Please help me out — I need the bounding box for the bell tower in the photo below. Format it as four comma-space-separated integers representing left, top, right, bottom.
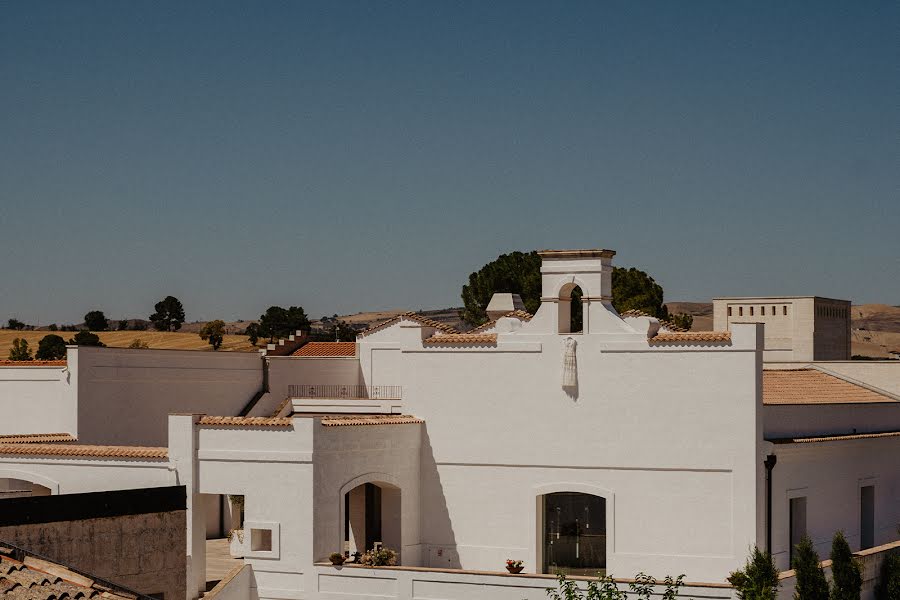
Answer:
536, 249, 617, 334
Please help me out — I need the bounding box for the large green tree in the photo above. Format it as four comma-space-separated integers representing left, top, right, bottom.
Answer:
460, 250, 670, 327
68, 330, 106, 347
36, 334, 67, 360
199, 320, 226, 350
258, 306, 310, 342
83, 310, 109, 331
150, 296, 186, 332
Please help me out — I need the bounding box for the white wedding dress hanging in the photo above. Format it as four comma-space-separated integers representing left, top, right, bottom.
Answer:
562, 337, 577, 388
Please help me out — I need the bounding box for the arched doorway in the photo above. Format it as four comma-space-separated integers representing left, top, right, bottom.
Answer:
557, 283, 584, 334
343, 481, 401, 561
0, 478, 51, 499
540, 492, 606, 575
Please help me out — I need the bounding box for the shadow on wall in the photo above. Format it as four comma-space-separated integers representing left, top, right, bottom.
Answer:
420, 428, 459, 568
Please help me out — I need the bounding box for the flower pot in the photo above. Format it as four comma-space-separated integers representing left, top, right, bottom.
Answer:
506, 566, 524, 574
330, 556, 345, 566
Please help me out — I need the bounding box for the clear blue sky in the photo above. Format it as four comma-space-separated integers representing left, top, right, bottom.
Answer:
1, 1, 897, 324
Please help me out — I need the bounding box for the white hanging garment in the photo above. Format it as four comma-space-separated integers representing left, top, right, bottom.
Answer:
562, 337, 577, 388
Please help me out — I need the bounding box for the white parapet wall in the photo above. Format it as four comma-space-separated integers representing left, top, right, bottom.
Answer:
0, 360, 75, 436
309, 564, 737, 600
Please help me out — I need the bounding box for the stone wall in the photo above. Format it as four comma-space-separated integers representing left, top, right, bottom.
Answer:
0, 511, 186, 600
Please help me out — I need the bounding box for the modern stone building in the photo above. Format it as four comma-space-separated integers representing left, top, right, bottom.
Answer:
712, 296, 851, 361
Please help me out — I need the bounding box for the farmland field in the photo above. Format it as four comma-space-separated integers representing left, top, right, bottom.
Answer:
0, 330, 258, 354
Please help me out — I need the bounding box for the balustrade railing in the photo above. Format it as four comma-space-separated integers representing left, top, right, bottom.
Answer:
288, 384, 402, 400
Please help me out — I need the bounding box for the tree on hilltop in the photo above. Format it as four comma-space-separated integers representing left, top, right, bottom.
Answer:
6, 318, 27, 331
149, 296, 186, 332
36, 334, 67, 360
83, 310, 109, 331
8, 338, 33, 361
199, 320, 226, 350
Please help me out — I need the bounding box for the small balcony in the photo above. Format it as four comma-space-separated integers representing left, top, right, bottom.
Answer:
289, 384, 403, 415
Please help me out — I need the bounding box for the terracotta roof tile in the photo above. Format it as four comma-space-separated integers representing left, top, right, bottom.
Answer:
0, 434, 75, 445
619, 310, 689, 333
198, 416, 293, 427
357, 312, 458, 338
769, 430, 900, 444
763, 369, 897, 405
649, 331, 731, 343
468, 310, 534, 334
0, 361, 66, 367
320, 415, 424, 427
291, 342, 356, 357
0, 552, 138, 600
423, 333, 498, 346
0, 445, 167, 460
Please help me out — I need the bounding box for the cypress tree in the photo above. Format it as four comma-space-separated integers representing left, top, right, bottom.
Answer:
830, 532, 862, 600
792, 536, 829, 600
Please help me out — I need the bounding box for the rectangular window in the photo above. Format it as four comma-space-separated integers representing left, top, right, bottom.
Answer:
750, 306, 754, 316
251, 528, 273, 552
789, 497, 807, 564
728, 307, 732, 317
860, 486, 875, 550
739, 307, 743, 316
783, 306, 788, 316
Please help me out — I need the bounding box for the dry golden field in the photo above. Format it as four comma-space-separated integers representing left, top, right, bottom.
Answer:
0, 330, 258, 356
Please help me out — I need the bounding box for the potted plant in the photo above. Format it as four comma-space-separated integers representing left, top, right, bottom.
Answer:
329, 552, 346, 566
506, 559, 524, 574
359, 547, 398, 567
228, 529, 244, 558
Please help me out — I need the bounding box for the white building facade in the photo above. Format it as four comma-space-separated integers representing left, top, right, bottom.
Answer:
0, 249, 898, 600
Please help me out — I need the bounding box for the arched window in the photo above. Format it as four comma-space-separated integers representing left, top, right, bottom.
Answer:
557, 283, 584, 334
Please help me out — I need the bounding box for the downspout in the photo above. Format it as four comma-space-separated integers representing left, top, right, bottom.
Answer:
764, 454, 777, 554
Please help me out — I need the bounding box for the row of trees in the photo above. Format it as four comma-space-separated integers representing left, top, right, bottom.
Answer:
728, 530, 899, 600
7, 331, 105, 361
4, 296, 187, 334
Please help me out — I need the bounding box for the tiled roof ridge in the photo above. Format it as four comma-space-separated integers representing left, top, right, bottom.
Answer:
291, 341, 357, 357
423, 333, 498, 346
0, 445, 167, 460
619, 309, 689, 333
468, 310, 534, 334
0, 360, 67, 367
769, 430, 900, 444
1, 549, 144, 600
0, 433, 76, 445
649, 331, 731, 344
320, 415, 424, 427
198, 416, 293, 427
357, 312, 458, 338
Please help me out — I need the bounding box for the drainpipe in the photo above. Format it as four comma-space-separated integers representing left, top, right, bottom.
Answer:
764, 454, 777, 554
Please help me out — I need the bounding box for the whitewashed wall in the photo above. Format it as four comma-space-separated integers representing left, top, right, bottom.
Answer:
0, 361, 76, 436
360, 307, 764, 583
312, 422, 422, 566
197, 417, 315, 600
251, 357, 362, 417
75, 347, 264, 445
768, 437, 900, 572
309, 565, 737, 600
764, 403, 900, 439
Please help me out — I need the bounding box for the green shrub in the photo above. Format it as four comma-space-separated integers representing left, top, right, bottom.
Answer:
728, 546, 779, 600
830, 532, 862, 600
792, 536, 829, 600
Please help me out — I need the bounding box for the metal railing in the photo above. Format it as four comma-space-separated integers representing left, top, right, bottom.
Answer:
288, 384, 402, 400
